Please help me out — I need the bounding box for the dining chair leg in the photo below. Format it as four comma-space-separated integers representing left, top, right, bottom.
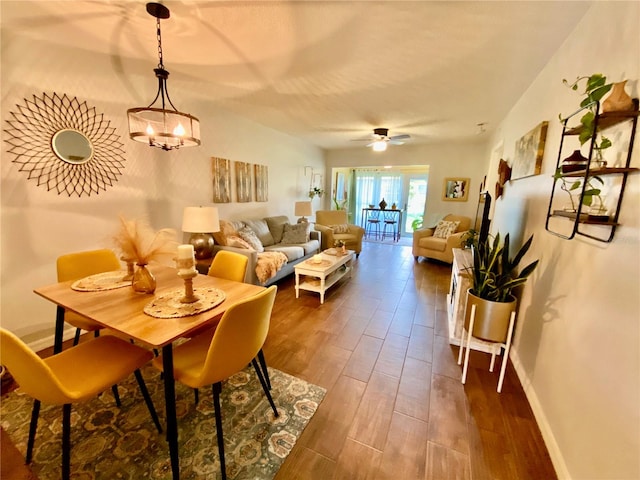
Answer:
251, 359, 279, 417
212, 382, 226, 480
73, 328, 82, 346
111, 385, 121, 407
133, 370, 163, 433
257, 349, 271, 390
194, 388, 199, 404
62, 404, 71, 480
26, 399, 40, 464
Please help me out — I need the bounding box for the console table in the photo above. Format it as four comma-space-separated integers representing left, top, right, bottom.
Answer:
447, 248, 502, 355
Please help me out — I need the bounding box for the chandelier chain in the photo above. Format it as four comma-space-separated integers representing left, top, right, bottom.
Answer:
156, 17, 164, 69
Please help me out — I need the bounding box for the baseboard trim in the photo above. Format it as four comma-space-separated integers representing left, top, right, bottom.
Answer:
509, 349, 571, 480
27, 327, 76, 353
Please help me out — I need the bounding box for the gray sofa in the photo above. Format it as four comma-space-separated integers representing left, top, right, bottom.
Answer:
209, 215, 321, 286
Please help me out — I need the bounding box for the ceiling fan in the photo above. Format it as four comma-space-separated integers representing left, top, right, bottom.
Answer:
354, 128, 411, 151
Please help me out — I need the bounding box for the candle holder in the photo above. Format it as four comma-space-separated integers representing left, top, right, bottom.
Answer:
175, 257, 199, 303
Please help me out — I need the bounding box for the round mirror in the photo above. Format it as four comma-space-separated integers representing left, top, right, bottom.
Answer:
51, 129, 93, 164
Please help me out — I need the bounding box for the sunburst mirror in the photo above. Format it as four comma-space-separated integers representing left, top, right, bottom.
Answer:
4, 92, 126, 197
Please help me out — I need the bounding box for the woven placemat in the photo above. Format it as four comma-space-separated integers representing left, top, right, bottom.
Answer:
71, 271, 131, 292
144, 287, 226, 319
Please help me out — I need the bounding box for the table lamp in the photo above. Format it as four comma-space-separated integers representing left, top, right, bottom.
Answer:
295, 201, 312, 223
181, 206, 220, 260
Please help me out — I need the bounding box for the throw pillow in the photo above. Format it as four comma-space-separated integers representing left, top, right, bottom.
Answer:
265, 216, 289, 244
330, 224, 350, 234
237, 226, 264, 252
225, 235, 253, 250
433, 220, 460, 239
212, 219, 239, 246
244, 219, 274, 247
281, 222, 310, 244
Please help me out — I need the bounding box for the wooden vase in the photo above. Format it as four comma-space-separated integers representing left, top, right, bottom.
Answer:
602, 80, 634, 113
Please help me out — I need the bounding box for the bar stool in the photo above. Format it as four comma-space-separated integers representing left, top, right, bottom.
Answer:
381, 210, 398, 241
366, 210, 381, 239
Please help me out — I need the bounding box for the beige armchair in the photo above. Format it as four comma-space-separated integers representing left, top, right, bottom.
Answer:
412, 214, 471, 264
314, 210, 364, 257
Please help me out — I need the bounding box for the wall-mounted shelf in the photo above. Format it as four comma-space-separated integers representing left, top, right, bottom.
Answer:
545, 98, 639, 243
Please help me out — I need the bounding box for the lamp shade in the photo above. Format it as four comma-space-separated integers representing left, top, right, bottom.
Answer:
182, 206, 220, 233
295, 201, 312, 217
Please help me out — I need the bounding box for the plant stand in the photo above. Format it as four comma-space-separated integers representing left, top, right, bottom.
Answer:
458, 304, 516, 393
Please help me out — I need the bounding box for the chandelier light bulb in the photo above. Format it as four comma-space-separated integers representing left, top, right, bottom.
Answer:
373, 140, 387, 152
173, 124, 185, 136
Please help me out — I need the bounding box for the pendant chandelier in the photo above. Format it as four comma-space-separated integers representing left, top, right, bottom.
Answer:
127, 2, 200, 151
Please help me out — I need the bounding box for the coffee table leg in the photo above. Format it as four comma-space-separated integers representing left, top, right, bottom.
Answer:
320, 276, 326, 304
295, 272, 300, 298
162, 344, 180, 480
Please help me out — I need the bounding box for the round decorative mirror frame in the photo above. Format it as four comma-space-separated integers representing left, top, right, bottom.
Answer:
4, 92, 126, 197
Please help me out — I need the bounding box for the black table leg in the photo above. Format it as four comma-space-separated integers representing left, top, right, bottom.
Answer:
54, 306, 65, 354
162, 344, 180, 480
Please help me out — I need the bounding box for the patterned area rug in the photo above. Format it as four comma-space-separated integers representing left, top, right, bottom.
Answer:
1, 365, 326, 479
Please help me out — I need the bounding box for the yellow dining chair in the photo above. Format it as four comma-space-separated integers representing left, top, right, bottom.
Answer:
205, 249, 272, 394
207, 250, 249, 282
0, 328, 162, 480
57, 249, 122, 345
152, 286, 279, 480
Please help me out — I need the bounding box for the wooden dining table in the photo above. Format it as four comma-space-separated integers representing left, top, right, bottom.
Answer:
34, 264, 265, 480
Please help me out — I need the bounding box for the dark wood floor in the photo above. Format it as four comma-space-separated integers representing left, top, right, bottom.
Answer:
1, 240, 557, 479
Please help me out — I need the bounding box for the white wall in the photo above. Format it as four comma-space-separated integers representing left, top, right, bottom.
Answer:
487, 3, 639, 479
326, 140, 489, 222
0, 15, 324, 348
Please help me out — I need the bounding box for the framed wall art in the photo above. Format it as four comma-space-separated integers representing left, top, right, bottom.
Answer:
212, 157, 231, 203
254, 164, 268, 202
235, 161, 252, 202
511, 121, 549, 180
442, 177, 470, 202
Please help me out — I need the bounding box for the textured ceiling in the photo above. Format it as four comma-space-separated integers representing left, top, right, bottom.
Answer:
3, 1, 591, 150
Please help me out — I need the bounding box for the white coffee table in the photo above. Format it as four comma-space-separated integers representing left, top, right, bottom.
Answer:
294, 250, 355, 304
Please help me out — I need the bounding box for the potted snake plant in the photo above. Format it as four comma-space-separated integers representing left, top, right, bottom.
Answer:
465, 232, 539, 342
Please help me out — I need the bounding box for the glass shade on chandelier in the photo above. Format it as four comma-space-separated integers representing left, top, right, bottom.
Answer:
127, 2, 200, 151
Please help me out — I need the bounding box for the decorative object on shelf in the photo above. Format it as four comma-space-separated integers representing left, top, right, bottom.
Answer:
182, 206, 221, 260
112, 215, 178, 294
602, 80, 634, 113
379, 198, 387, 209
442, 178, 470, 202
333, 239, 347, 255
495, 159, 511, 199
308, 186, 324, 199
127, 2, 200, 151
460, 229, 479, 249
295, 201, 312, 223
391, 202, 397, 210
3, 92, 125, 197
561, 149, 589, 173
176, 244, 199, 303
511, 121, 549, 180
465, 232, 538, 342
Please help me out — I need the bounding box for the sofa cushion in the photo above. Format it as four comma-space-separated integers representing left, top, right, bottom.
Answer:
264, 245, 304, 262
265, 216, 290, 244
238, 226, 264, 252
281, 222, 310, 244
212, 219, 241, 246
419, 236, 447, 252
244, 219, 274, 247
433, 220, 460, 239
330, 224, 350, 234
226, 235, 253, 250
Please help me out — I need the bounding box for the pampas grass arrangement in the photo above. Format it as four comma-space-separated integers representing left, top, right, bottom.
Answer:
113, 216, 178, 265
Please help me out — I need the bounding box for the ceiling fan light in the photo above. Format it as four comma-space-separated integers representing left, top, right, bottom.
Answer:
372, 140, 387, 152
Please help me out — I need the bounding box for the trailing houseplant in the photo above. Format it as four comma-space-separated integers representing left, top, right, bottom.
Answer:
561, 73, 613, 156
308, 187, 324, 199
553, 167, 605, 213
465, 232, 538, 342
